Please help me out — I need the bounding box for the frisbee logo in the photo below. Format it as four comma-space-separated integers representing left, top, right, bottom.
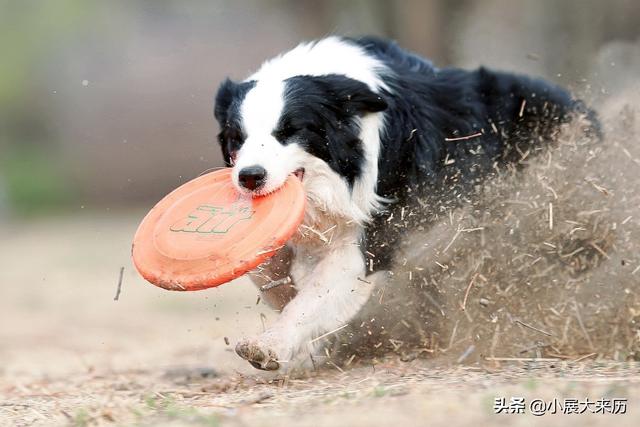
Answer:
169, 203, 254, 234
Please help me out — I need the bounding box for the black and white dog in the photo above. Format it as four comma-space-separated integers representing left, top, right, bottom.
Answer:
214, 36, 593, 371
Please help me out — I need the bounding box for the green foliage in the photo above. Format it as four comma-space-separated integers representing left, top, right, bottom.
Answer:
141, 394, 220, 426
523, 377, 538, 391
0, 0, 93, 105
71, 408, 90, 427
0, 1, 97, 214
372, 385, 388, 397
0, 145, 75, 214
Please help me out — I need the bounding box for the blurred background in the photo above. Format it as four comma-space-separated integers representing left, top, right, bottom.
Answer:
1, 0, 640, 397
1, 0, 639, 216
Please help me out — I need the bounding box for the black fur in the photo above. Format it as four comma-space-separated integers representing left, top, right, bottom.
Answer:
278, 75, 386, 186
214, 78, 255, 166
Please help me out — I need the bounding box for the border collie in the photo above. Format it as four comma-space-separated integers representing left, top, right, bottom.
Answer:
213, 36, 595, 371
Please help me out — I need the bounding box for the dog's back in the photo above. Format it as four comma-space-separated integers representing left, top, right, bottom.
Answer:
353, 37, 599, 193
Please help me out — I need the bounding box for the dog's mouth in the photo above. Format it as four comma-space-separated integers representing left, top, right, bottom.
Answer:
293, 168, 305, 181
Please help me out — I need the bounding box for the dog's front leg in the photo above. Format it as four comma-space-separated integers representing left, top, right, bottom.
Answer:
235, 242, 373, 371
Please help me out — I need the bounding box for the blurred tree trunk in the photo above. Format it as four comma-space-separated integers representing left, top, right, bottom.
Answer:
389, 0, 470, 65
280, 0, 471, 65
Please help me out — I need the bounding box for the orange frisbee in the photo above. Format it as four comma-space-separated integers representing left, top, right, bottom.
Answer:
132, 169, 305, 291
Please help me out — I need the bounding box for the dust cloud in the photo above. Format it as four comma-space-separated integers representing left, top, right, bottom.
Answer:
337, 84, 640, 366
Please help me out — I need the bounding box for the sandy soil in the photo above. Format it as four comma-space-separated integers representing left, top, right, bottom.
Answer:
1, 213, 638, 427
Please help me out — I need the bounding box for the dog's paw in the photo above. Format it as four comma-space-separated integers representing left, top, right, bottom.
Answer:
235, 339, 281, 371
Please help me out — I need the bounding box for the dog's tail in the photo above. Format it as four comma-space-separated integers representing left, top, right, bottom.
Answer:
474, 67, 602, 152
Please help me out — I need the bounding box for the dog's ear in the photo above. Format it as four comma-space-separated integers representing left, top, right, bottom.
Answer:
317, 75, 388, 115
214, 78, 239, 124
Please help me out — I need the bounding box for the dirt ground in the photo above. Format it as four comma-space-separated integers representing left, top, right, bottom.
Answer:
1, 213, 638, 427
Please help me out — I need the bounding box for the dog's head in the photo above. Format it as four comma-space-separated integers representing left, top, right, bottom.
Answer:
213, 74, 387, 198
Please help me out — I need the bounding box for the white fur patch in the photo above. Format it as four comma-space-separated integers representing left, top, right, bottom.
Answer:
352, 113, 390, 219
240, 79, 285, 138
254, 227, 374, 366
248, 36, 388, 91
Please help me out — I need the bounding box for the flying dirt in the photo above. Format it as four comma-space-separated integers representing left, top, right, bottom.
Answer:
322, 88, 640, 367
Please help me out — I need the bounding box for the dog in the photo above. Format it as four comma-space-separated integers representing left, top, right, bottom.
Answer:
213, 36, 596, 371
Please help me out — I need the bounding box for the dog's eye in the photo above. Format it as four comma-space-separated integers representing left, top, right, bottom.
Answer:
219, 128, 243, 151
273, 124, 298, 141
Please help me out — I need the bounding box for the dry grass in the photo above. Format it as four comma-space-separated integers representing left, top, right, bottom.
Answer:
3, 359, 640, 426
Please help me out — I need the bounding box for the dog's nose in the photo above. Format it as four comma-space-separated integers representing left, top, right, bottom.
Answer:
238, 165, 267, 190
